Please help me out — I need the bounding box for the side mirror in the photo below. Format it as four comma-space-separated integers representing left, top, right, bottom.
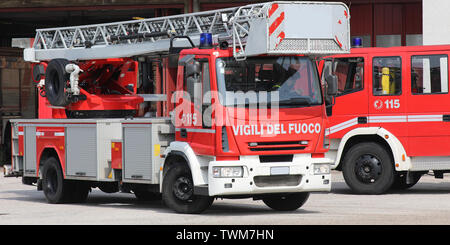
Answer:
324, 74, 337, 117
186, 61, 201, 77
185, 61, 202, 106
325, 74, 338, 96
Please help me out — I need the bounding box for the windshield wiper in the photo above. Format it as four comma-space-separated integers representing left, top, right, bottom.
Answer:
278, 97, 312, 106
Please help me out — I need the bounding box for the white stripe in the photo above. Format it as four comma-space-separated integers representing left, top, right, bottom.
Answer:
328, 118, 358, 135
407, 114, 442, 118
368, 119, 408, 123
368, 115, 407, 123
324, 128, 331, 136
54, 132, 65, 136
407, 115, 442, 122
17, 131, 24, 136
329, 118, 358, 131
175, 128, 216, 133
36, 132, 44, 136
368, 115, 407, 120
327, 114, 445, 135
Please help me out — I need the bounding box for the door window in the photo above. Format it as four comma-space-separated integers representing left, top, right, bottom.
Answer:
411, 54, 448, 94
372, 56, 402, 96
332, 57, 364, 96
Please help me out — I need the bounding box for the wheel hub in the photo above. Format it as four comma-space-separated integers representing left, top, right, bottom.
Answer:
173, 176, 193, 201
354, 154, 382, 184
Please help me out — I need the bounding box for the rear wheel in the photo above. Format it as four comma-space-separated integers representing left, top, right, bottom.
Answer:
162, 164, 213, 214
262, 192, 310, 211
42, 156, 89, 203
342, 142, 395, 194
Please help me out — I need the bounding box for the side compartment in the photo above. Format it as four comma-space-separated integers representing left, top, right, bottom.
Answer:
23, 126, 37, 176
122, 120, 174, 184
11, 124, 23, 174
123, 123, 153, 181
65, 125, 97, 178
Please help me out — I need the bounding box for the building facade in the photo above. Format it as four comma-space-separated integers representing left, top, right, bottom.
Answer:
0, 0, 424, 48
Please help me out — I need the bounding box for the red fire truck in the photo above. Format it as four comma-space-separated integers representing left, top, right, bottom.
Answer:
320, 44, 450, 194
11, 1, 350, 213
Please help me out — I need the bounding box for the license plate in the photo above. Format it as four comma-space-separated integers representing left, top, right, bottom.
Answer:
270, 166, 290, 175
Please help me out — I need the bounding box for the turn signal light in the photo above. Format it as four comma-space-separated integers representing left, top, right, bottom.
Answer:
311, 153, 325, 158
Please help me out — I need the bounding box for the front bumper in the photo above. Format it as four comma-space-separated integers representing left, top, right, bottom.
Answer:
207, 154, 332, 196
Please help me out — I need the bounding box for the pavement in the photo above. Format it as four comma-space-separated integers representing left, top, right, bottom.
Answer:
1, 170, 450, 225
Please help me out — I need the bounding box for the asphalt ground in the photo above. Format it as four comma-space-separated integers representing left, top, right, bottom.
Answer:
2, 169, 450, 225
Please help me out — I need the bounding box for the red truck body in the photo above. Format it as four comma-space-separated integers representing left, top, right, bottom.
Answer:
320, 45, 450, 194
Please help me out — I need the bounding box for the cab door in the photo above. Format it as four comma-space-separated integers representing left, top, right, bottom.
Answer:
175, 54, 215, 156
368, 55, 408, 148
406, 52, 450, 156
323, 55, 369, 139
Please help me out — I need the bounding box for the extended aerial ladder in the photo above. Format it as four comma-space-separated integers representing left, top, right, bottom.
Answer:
25, 1, 350, 62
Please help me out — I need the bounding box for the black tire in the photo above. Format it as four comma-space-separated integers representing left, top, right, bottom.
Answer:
162, 164, 213, 214
391, 172, 422, 190
262, 192, 310, 211
132, 186, 162, 201
41, 156, 89, 203
42, 156, 71, 203
68, 180, 90, 203
45, 59, 71, 106
342, 142, 395, 194
2, 121, 12, 165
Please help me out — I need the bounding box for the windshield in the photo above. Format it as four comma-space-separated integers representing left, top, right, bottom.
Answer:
216, 56, 322, 107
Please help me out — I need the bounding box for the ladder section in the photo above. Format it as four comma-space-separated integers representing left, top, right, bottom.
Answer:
24, 1, 350, 61
26, 3, 263, 61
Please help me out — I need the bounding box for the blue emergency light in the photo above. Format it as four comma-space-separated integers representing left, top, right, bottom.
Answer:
352, 37, 362, 48
199, 33, 213, 48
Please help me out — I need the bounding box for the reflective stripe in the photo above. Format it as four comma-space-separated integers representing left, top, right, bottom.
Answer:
368, 115, 407, 123
328, 118, 358, 135
175, 128, 216, 133
407, 115, 442, 122
327, 114, 445, 135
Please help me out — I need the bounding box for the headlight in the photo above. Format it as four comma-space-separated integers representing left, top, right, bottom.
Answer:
212, 166, 243, 178
313, 164, 330, 175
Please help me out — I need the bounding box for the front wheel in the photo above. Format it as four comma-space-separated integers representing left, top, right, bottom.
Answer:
342, 142, 395, 194
262, 192, 310, 211
162, 164, 213, 214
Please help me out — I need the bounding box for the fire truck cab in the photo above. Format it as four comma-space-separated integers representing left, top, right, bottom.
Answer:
321, 44, 450, 194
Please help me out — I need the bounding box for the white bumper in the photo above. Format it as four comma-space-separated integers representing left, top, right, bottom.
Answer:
207, 154, 332, 196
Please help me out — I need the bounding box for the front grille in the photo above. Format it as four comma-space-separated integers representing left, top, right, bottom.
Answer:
248, 141, 307, 152
253, 175, 302, 188
250, 146, 305, 152
259, 155, 293, 163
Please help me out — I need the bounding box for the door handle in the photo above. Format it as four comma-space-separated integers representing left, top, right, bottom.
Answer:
180, 128, 187, 138
358, 117, 368, 124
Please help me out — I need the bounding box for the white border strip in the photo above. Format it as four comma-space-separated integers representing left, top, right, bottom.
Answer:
327, 114, 445, 135
175, 128, 216, 133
